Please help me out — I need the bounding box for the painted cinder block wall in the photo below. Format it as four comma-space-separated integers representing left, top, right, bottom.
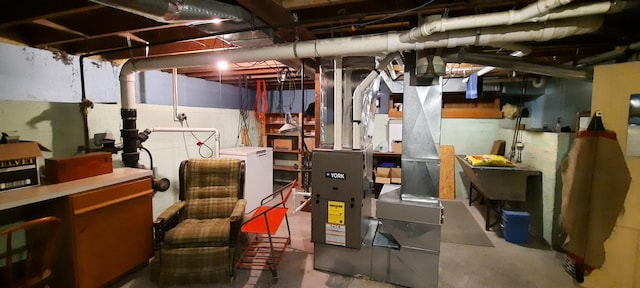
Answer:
0, 42, 260, 218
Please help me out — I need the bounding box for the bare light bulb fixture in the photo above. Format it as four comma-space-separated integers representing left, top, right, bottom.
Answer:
278, 112, 299, 133
217, 60, 228, 70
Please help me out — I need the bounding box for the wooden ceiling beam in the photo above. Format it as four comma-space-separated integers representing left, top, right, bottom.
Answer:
0, 1, 102, 29
34, 22, 192, 47
279, 0, 367, 10
97, 40, 233, 60
235, 0, 316, 42
187, 68, 285, 78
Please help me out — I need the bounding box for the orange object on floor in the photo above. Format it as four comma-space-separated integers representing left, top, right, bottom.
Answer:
241, 206, 288, 235
237, 180, 296, 280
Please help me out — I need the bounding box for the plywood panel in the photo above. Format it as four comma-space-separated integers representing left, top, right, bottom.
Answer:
439, 145, 455, 199
589, 61, 640, 287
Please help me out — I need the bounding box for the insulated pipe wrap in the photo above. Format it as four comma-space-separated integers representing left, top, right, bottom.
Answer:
399, 0, 575, 42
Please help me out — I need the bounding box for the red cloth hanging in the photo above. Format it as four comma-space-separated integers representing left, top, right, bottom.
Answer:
255, 79, 267, 122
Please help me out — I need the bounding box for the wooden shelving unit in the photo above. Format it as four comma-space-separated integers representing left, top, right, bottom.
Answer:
441, 93, 502, 119
262, 113, 316, 187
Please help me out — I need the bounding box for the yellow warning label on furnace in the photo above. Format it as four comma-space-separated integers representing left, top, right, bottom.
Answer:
327, 201, 345, 224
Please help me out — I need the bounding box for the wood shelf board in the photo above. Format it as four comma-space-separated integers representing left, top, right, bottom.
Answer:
388, 109, 403, 118
273, 149, 299, 154
274, 165, 298, 171
441, 107, 503, 119
266, 133, 299, 137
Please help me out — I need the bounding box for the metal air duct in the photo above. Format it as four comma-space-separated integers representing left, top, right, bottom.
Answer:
92, 0, 314, 76
445, 50, 593, 79
90, 0, 248, 23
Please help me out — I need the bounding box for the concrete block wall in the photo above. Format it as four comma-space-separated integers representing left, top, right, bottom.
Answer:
441, 119, 501, 199
497, 129, 573, 245
0, 42, 259, 218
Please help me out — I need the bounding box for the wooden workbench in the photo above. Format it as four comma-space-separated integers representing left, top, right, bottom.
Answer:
0, 168, 153, 288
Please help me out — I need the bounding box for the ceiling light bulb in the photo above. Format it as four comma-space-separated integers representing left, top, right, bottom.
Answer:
217, 61, 228, 70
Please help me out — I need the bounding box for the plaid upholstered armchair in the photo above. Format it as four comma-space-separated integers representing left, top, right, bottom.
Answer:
150, 158, 246, 286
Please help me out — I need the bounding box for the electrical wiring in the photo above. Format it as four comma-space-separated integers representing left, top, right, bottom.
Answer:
140, 146, 153, 171
181, 125, 190, 158
182, 119, 216, 158
236, 75, 253, 147
286, 73, 296, 111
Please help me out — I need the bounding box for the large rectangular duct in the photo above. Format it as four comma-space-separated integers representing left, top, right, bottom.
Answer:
401, 52, 442, 199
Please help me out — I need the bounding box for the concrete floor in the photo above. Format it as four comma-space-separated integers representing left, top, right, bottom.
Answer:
110, 196, 579, 288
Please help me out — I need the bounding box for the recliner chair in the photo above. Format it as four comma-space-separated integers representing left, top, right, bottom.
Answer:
151, 158, 246, 286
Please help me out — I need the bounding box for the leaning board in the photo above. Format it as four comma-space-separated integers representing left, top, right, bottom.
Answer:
439, 145, 455, 199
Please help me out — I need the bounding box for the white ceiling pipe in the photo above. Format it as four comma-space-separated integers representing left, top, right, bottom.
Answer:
172, 68, 180, 121
531, 1, 615, 22
399, 0, 573, 43
120, 18, 601, 74
119, 16, 603, 108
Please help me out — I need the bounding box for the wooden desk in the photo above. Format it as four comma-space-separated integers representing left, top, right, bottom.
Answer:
455, 155, 541, 231
0, 168, 153, 288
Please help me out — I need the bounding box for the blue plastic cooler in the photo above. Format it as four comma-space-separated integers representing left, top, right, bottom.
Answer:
502, 210, 530, 244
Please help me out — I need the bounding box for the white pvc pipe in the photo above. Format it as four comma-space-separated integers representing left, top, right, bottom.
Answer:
119, 16, 603, 108
399, 0, 573, 42
172, 68, 179, 121
531, 1, 613, 22
532, 77, 547, 88
333, 57, 343, 150
119, 73, 136, 109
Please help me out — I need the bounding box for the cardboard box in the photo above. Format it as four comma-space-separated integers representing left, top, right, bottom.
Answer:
272, 138, 294, 151
45, 152, 113, 183
390, 167, 402, 184
375, 167, 391, 184
392, 140, 402, 154
0, 142, 43, 191
303, 137, 315, 150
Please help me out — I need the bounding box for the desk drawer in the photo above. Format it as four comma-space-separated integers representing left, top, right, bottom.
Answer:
70, 177, 153, 288
71, 178, 151, 214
